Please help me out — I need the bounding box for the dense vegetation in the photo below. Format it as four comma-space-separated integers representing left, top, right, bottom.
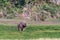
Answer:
0, 0, 60, 21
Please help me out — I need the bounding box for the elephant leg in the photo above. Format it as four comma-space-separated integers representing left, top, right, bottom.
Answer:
21, 28, 23, 31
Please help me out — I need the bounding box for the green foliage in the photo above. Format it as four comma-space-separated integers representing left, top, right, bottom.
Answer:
10, 0, 26, 8
43, 4, 54, 13
42, 4, 60, 14
42, 3, 60, 19
0, 0, 60, 19
18, 0, 26, 6
0, 0, 26, 18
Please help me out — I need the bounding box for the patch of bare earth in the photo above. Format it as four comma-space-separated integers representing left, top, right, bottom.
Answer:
0, 19, 60, 25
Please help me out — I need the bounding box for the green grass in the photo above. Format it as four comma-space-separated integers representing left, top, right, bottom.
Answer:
0, 25, 60, 39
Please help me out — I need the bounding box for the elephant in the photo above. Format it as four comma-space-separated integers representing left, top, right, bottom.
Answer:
17, 22, 27, 31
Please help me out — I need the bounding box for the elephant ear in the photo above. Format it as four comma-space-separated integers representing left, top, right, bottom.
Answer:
24, 23, 26, 26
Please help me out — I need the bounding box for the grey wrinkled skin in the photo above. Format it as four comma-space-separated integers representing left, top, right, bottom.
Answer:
18, 22, 27, 31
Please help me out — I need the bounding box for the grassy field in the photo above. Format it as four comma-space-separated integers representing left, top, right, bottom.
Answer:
0, 24, 60, 39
